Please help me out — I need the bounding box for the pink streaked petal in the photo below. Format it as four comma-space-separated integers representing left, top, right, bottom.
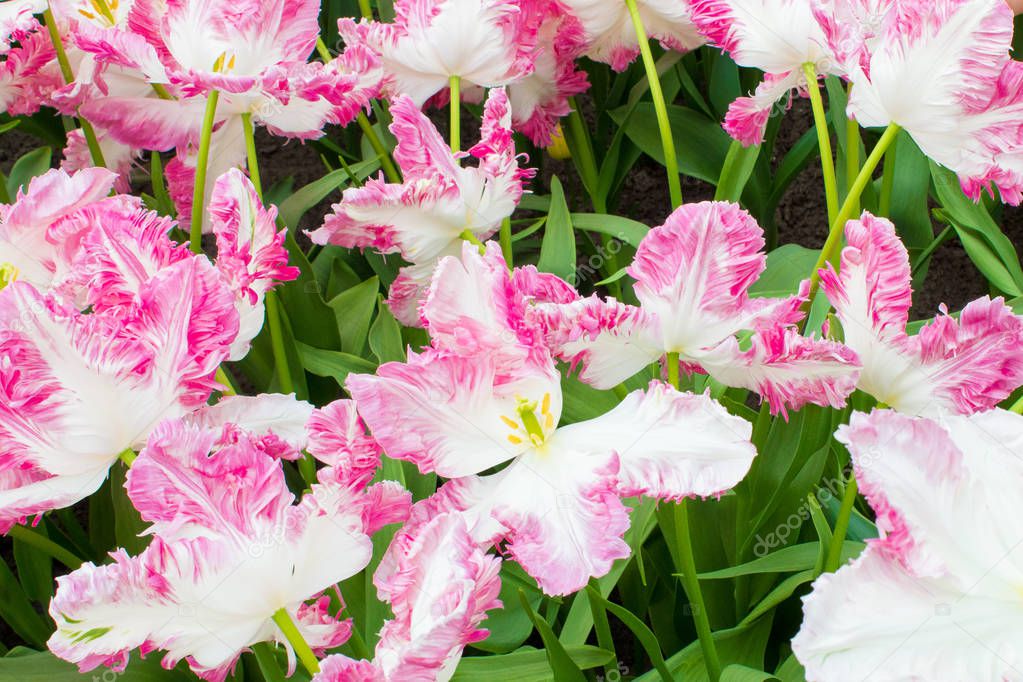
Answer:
211, 168, 298, 304
554, 381, 756, 500
471, 448, 630, 596
629, 201, 769, 351
792, 545, 1023, 682
0, 0, 44, 54
70, 20, 168, 82
372, 512, 502, 679
61, 128, 141, 194
389, 94, 462, 182
345, 348, 559, 478
539, 295, 663, 390
126, 419, 293, 540
387, 261, 436, 328
690, 0, 833, 73
695, 328, 861, 417
723, 70, 802, 146
0, 28, 60, 116
423, 242, 553, 370
313, 656, 383, 682
79, 95, 208, 150
906, 296, 1023, 415
0, 466, 110, 535
188, 394, 314, 461
306, 399, 382, 486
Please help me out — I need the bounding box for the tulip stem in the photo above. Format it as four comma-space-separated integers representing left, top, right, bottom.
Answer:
241, 112, 294, 397
674, 501, 722, 682
845, 82, 859, 213
624, 0, 682, 208
499, 217, 513, 265
803, 63, 839, 225
879, 139, 897, 217
271, 608, 320, 675
189, 90, 220, 253
43, 6, 106, 168
449, 75, 461, 153
215, 366, 237, 395
241, 113, 263, 197
357, 114, 402, 184
824, 472, 858, 572
7, 525, 83, 569
805, 123, 901, 306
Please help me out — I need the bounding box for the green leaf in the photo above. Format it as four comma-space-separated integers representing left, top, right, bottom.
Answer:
740, 570, 815, 625
931, 162, 1023, 295
13, 526, 53, 604
560, 374, 620, 425
610, 103, 731, 185
537, 176, 576, 282
767, 129, 818, 214
369, 297, 405, 364
716, 141, 762, 202
775, 654, 807, 682
6, 147, 52, 197
296, 342, 377, 384
699, 541, 863, 579
452, 647, 613, 681
587, 587, 673, 682
0, 561, 50, 648
888, 133, 934, 254
0, 647, 194, 681
327, 276, 379, 355
748, 245, 818, 298
721, 664, 781, 682
110, 462, 150, 555
518, 590, 587, 682
569, 213, 649, 248
473, 564, 542, 654
277, 159, 379, 227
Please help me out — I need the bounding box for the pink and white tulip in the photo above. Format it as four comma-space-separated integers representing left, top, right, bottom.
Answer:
0, 0, 44, 53
0, 257, 238, 533
819, 0, 1023, 203
691, 0, 839, 145
819, 212, 1023, 415
793, 408, 1023, 681
309, 88, 533, 326
313, 512, 502, 681
338, 0, 541, 106
0, 27, 59, 116
48, 418, 409, 681
541, 202, 860, 416
348, 243, 758, 595
562, 0, 705, 72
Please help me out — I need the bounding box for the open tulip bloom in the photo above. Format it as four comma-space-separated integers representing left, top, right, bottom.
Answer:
541, 201, 860, 416
793, 407, 1023, 681
348, 242, 759, 595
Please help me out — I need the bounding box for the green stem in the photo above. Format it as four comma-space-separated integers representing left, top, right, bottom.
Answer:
449, 75, 461, 153
7, 525, 82, 569
803, 63, 839, 225
624, 0, 682, 208
675, 501, 722, 682
150, 83, 174, 100
315, 37, 332, 62
824, 473, 858, 572
241, 113, 263, 197
879, 138, 897, 217
43, 7, 106, 168
118, 448, 136, 467
189, 90, 221, 253
805, 123, 901, 305
357, 113, 402, 184
499, 217, 513, 266
565, 98, 604, 212
357, 0, 372, 19
666, 351, 680, 390
215, 366, 237, 395
265, 291, 294, 394
271, 608, 320, 675
586, 579, 619, 679
845, 82, 859, 213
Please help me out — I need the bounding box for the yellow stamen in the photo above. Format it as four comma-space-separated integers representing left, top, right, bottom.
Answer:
516, 397, 546, 446
499, 415, 519, 430
0, 263, 19, 290
541, 392, 551, 416
507, 435, 522, 445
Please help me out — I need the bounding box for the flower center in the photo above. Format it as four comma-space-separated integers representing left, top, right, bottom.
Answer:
501, 393, 555, 448
77, 0, 118, 26
212, 51, 237, 74
0, 263, 19, 290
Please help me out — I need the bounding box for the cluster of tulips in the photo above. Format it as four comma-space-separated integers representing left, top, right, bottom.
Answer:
1, 0, 1023, 680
